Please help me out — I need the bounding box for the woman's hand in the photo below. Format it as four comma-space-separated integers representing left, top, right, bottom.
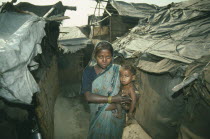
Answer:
112, 94, 131, 103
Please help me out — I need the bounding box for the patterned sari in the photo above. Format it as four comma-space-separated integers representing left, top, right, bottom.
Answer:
88, 64, 125, 139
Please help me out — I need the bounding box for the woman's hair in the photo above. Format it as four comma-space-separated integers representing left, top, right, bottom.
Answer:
94, 41, 114, 57
121, 65, 136, 75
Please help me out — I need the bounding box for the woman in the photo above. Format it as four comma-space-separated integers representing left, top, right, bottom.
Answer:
81, 41, 131, 139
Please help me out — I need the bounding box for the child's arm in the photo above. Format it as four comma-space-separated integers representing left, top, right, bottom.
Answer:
128, 87, 136, 119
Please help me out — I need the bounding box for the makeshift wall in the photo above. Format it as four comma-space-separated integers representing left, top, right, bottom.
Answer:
130, 56, 210, 139
0, 56, 59, 139
178, 100, 210, 139
58, 51, 83, 97
0, 99, 30, 139
35, 56, 59, 139
58, 44, 93, 97
0, 2, 67, 139
90, 26, 110, 41
135, 71, 185, 139
111, 0, 210, 138
110, 15, 138, 42
177, 56, 210, 139
89, 15, 138, 42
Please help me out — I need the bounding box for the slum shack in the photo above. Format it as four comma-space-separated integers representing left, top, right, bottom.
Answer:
58, 26, 93, 97
89, 0, 160, 42
0, 2, 75, 139
113, 0, 210, 139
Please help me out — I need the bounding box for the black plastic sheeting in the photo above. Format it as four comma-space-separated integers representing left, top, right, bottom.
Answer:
113, 0, 210, 64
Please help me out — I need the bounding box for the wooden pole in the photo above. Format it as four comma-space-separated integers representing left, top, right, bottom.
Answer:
43, 7, 55, 18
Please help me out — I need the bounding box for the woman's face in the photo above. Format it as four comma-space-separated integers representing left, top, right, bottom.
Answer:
95, 49, 112, 69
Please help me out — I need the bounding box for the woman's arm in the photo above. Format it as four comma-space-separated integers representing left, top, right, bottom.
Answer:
84, 91, 131, 103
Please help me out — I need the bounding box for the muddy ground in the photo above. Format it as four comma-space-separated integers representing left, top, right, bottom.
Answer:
54, 94, 89, 139
54, 92, 151, 139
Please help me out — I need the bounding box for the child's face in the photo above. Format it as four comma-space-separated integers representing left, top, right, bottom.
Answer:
95, 49, 112, 69
120, 69, 134, 86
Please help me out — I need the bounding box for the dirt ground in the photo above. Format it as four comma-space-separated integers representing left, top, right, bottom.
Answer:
54, 94, 90, 139
122, 119, 152, 139
54, 93, 151, 139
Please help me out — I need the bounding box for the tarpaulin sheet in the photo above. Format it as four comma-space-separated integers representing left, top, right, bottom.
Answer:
0, 12, 46, 104
137, 58, 182, 74
58, 27, 91, 53
109, 0, 161, 18
113, 0, 210, 64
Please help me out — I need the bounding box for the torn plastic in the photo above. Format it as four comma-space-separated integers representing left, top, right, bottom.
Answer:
0, 12, 46, 104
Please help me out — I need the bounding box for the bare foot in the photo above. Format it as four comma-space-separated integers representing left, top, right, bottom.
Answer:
126, 118, 135, 126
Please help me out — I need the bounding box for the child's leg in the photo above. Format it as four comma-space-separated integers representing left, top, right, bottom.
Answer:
136, 93, 140, 102
122, 104, 130, 111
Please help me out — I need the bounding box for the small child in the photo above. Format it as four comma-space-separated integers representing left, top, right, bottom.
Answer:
106, 65, 138, 120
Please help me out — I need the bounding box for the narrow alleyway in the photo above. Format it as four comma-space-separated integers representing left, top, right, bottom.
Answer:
54, 93, 90, 139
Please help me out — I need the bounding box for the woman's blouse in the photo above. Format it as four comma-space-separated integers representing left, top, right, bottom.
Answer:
81, 66, 97, 94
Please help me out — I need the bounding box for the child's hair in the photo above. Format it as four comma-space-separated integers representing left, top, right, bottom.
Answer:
121, 65, 136, 75
94, 41, 114, 57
